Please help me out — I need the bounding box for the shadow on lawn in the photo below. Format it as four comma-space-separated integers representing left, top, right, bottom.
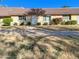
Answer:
25, 32, 79, 59
0, 27, 79, 59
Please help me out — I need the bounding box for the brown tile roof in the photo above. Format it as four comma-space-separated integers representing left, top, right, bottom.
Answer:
43, 8, 79, 15
0, 7, 79, 16
0, 7, 29, 16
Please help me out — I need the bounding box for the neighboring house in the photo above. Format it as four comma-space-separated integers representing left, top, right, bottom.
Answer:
0, 7, 79, 26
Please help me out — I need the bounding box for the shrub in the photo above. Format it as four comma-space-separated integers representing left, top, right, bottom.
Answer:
62, 20, 77, 25
13, 23, 18, 26
71, 20, 77, 25
27, 22, 31, 25
37, 22, 41, 25
65, 21, 71, 25
3, 17, 13, 26
61, 21, 66, 25
43, 22, 48, 25
20, 22, 24, 26
52, 18, 62, 25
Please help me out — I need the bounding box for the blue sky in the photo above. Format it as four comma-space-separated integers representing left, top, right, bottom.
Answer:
0, 0, 79, 8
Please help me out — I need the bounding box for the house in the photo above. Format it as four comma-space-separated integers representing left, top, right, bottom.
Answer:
0, 7, 79, 26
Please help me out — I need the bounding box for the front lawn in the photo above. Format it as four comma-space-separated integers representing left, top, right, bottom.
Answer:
0, 26, 78, 59
37, 25, 79, 31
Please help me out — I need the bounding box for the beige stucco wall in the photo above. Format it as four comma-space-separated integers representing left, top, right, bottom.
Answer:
38, 16, 44, 25
10, 15, 79, 25
37, 16, 63, 25
0, 18, 3, 26
70, 15, 79, 24
71, 15, 78, 20
11, 16, 20, 26
51, 15, 63, 20
11, 16, 19, 22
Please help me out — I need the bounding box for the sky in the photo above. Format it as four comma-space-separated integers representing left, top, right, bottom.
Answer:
0, 0, 79, 8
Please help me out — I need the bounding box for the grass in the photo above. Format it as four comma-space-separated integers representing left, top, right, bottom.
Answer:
37, 25, 79, 31
0, 26, 78, 59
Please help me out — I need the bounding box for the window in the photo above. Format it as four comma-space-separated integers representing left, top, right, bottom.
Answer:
63, 15, 71, 21
43, 16, 51, 22
19, 16, 26, 20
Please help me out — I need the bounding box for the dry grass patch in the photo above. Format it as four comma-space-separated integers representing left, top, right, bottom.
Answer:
38, 25, 79, 31
0, 27, 78, 59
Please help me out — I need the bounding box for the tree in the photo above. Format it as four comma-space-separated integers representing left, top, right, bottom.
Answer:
52, 18, 62, 25
28, 8, 45, 16
27, 8, 45, 20
3, 17, 13, 26
62, 6, 71, 8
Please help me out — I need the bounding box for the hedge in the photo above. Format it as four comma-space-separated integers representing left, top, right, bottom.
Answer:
61, 20, 77, 25
37, 22, 41, 25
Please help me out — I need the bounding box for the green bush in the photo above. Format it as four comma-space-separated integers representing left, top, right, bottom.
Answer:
3, 17, 13, 26
52, 18, 62, 25
43, 22, 48, 25
71, 20, 77, 25
65, 21, 71, 25
20, 22, 24, 26
37, 22, 41, 25
27, 22, 31, 25
62, 20, 77, 25
61, 21, 66, 25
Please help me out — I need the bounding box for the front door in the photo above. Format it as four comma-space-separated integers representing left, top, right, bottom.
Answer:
31, 16, 37, 25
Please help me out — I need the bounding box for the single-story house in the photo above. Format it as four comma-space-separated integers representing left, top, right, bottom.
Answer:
0, 7, 79, 26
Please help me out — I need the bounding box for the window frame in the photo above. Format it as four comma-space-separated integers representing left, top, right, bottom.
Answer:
43, 16, 51, 22
19, 16, 26, 20
63, 15, 71, 21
